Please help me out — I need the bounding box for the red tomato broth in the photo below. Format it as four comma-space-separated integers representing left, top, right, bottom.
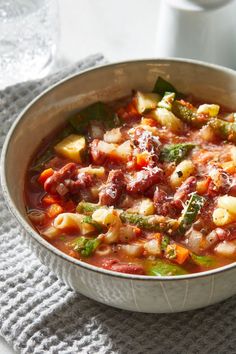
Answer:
24, 82, 236, 276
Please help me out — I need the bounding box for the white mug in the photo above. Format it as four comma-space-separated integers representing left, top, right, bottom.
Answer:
156, 0, 236, 69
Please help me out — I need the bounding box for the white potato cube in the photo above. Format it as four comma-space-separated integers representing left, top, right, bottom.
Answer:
212, 207, 235, 226
215, 241, 236, 258
217, 196, 236, 216
150, 107, 184, 133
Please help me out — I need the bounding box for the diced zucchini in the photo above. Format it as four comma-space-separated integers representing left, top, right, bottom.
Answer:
158, 92, 175, 111
69, 101, 120, 133
148, 259, 188, 276
160, 143, 195, 164
136, 91, 161, 113
178, 194, 205, 234
54, 134, 86, 163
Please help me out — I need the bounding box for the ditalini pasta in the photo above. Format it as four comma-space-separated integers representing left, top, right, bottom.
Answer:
25, 76, 236, 276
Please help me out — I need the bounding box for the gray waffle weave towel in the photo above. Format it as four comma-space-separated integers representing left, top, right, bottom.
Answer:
0, 54, 236, 354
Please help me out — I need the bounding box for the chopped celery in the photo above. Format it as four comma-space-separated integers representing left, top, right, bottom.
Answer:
158, 92, 175, 111
148, 259, 188, 276
160, 143, 195, 164
209, 119, 236, 143
69, 101, 120, 134
71, 236, 100, 257
191, 253, 216, 267
136, 91, 160, 113
178, 194, 205, 234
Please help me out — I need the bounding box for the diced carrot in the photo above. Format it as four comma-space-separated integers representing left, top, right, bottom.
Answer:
196, 177, 211, 195
38, 168, 54, 185
47, 203, 64, 218
136, 152, 150, 168
221, 161, 236, 174
175, 244, 189, 264
42, 194, 61, 205
141, 118, 157, 127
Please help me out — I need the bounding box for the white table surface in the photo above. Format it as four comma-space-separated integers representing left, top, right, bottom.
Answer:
1, 0, 235, 352
0, 1, 160, 352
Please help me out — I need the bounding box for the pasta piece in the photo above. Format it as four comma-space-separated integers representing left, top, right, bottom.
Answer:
170, 160, 195, 188
217, 196, 236, 215
92, 207, 121, 244
54, 213, 95, 234
27, 209, 46, 226
127, 198, 155, 216
95, 244, 112, 256
212, 208, 235, 226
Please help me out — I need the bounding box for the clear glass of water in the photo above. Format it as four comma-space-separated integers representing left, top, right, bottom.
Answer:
0, 0, 59, 89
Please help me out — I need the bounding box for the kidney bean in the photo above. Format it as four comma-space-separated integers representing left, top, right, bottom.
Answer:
153, 186, 182, 217
102, 258, 145, 275
127, 167, 163, 194
174, 176, 197, 203
99, 170, 125, 206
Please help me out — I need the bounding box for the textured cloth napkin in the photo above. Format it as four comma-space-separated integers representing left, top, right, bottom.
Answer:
1, 54, 236, 354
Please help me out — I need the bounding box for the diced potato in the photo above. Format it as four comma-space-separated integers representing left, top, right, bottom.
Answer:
144, 238, 161, 256
199, 125, 215, 142
136, 91, 160, 113
119, 244, 144, 257
92, 207, 119, 226
217, 196, 236, 215
114, 141, 132, 160
170, 160, 195, 188
97, 140, 117, 154
212, 207, 235, 226
79, 166, 105, 177
104, 128, 123, 144
150, 108, 184, 133
214, 241, 236, 258
197, 104, 220, 117
54, 134, 86, 163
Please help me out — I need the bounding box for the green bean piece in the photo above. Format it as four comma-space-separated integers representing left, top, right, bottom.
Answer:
120, 212, 179, 233
77, 202, 178, 232
178, 194, 206, 234
148, 259, 188, 276
159, 143, 196, 164
209, 118, 236, 143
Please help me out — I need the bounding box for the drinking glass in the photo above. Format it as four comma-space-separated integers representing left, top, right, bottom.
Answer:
0, 0, 59, 89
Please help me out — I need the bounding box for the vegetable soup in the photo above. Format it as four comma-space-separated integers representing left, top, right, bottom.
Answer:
25, 77, 236, 276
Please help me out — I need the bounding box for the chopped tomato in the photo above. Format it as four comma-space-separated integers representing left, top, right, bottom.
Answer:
42, 194, 61, 205
136, 152, 150, 168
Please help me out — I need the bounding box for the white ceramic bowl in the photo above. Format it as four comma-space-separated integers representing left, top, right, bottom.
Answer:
2, 59, 236, 313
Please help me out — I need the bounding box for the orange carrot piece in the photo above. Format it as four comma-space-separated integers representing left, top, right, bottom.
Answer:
175, 244, 189, 265
136, 152, 150, 168
38, 168, 54, 185
42, 194, 61, 206
141, 118, 158, 127
47, 203, 63, 218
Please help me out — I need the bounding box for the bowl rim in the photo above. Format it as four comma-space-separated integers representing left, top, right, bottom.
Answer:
2, 56, 236, 282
